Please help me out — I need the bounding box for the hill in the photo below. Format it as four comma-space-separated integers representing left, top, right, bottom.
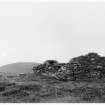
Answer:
0, 62, 40, 74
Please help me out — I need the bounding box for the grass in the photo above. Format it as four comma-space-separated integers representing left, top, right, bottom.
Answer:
0, 76, 105, 102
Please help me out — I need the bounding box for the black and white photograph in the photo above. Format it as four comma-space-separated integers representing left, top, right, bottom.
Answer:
0, 0, 105, 103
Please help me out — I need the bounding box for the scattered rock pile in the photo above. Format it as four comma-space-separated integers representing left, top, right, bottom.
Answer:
32, 53, 105, 81
68, 53, 105, 81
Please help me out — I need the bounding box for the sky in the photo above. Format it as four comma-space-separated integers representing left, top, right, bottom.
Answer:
0, 2, 105, 66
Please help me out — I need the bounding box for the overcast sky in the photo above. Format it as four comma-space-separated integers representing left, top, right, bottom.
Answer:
0, 2, 105, 66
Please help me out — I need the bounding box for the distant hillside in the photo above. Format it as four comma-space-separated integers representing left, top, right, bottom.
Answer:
0, 62, 40, 74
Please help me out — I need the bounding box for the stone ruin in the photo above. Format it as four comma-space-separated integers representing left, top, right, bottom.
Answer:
32, 52, 105, 81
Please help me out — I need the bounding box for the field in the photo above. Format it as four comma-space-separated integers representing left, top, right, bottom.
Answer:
0, 74, 105, 103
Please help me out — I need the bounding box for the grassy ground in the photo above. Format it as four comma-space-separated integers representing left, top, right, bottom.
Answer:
0, 75, 105, 103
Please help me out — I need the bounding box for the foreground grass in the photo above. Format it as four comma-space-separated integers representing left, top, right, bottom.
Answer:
0, 77, 105, 103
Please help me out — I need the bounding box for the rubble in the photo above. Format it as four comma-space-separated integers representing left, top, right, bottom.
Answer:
32, 52, 105, 81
